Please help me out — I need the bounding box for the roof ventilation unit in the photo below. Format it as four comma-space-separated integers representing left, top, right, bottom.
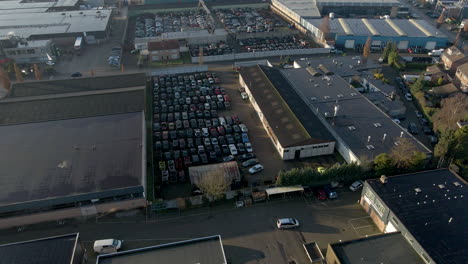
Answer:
380, 175, 388, 184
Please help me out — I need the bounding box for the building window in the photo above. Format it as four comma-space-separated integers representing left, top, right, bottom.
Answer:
391, 216, 399, 226
364, 188, 375, 203
421, 253, 431, 264
6, 50, 16, 56
405, 233, 414, 244
373, 199, 385, 216
284, 149, 289, 153
27, 49, 35, 54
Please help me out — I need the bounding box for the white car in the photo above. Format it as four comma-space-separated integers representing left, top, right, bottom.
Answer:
241, 92, 249, 100
245, 142, 253, 153
228, 144, 238, 155
405, 93, 413, 101
349, 180, 364, 192
276, 218, 300, 229
239, 124, 248, 133
93, 239, 123, 254
249, 164, 263, 174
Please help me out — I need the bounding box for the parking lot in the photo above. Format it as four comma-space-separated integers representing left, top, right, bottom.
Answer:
0, 190, 380, 264
152, 71, 262, 188
215, 8, 287, 34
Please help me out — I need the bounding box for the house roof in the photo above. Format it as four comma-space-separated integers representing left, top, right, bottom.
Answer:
0, 233, 80, 264
97, 235, 227, 264
366, 169, 467, 264
148, 40, 180, 51
239, 65, 335, 148
426, 64, 443, 75
456, 61, 468, 78
442, 46, 466, 63
430, 83, 459, 96
330, 233, 424, 264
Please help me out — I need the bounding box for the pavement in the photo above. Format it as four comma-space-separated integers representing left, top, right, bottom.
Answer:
0, 189, 380, 264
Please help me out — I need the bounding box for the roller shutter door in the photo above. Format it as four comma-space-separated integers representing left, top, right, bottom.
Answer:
345, 40, 355, 49
397, 41, 409, 49
425, 41, 436, 50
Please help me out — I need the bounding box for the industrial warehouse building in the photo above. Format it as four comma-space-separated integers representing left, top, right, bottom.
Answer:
0, 74, 147, 229
325, 232, 425, 264
97, 235, 227, 264
240, 60, 430, 164
304, 18, 448, 51
282, 64, 431, 163
271, 0, 400, 21
0, 9, 112, 42
239, 65, 336, 160
360, 169, 467, 264
0, 233, 85, 264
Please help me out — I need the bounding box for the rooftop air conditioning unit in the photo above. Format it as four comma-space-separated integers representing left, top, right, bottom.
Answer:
380, 175, 388, 184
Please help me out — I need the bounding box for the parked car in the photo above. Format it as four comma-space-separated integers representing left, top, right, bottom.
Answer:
408, 122, 418, 134
239, 153, 256, 161
93, 239, 123, 254
276, 218, 300, 229
229, 144, 238, 155
405, 93, 413, 101
313, 188, 327, 200
241, 92, 249, 100
349, 180, 364, 192
239, 124, 248, 133
241, 133, 249, 143
248, 164, 263, 174
415, 110, 423, 118
223, 155, 235, 162
323, 185, 338, 199
242, 158, 259, 168
245, 142, 253, 153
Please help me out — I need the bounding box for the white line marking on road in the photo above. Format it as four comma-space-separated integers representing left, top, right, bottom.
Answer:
353, 224, 375, 229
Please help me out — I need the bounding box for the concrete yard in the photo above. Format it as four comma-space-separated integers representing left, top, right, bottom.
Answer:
0, 189, 379, 264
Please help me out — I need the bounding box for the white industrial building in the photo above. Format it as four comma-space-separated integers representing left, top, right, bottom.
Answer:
239, 65, 336, 160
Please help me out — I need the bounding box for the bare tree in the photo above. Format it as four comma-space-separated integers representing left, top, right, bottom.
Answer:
318, 16, 330, 41
362, 37, 371, 62
33, 64, 42, 81
437, 11, 445, 28
197, 171, 228, 202
390, 138, 418, 169
0, 67, 11, 90
433, 93, 468, 132
13, 63, 23, 82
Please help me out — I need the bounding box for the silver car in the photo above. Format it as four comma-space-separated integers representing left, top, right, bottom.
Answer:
276, 218, 300, 229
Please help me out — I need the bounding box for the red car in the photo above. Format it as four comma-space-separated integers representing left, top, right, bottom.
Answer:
232, 115, 240, 124
223, 94, 230, 102
184, 156, 191, 167
214, 88, 221, 95
313, 189, 327, 200
175, 158, 184, 170
217, 126, 225, 135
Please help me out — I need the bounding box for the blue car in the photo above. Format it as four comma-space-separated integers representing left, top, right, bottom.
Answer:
241, 133, 249, 143
323, 185, 338, 199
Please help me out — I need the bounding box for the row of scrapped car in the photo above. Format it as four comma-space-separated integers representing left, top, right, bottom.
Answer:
152, 72, 255, 184
189, 42, 234, 57
135, 10, 210, 38
239, 36, 309, 53
215, 8, 285, 34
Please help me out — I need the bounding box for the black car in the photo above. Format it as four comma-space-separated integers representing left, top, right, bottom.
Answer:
71, 72, 82, 77
239, 153, 256, 162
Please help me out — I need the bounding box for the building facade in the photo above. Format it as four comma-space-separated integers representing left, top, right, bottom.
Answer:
3, 40, 56, 64
455, 62, 468, 92
148, 40, 180, 61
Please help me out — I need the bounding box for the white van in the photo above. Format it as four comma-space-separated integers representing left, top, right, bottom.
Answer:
93, 239, 123, 254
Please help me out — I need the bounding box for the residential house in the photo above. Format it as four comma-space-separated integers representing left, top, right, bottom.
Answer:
455, 62, 468, 92
147, 40, 180, 61
440, 46, 468, 72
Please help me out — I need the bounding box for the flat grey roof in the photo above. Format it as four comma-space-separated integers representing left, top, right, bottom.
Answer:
281, 68, 431, 159
317, 0, 399, 6
330, 233, 424, 264
8, 73, 146, 98
273, 0, 321, 18
0, 0, 78, 10
306, 19, 447, 38
97, 235, 227, 264
367, 169, 468, 264
0, 9, 111, 39
295, 56, 381, 76
0, 112, 144, 213
0, 89, 145, 125
0, 233, 80, 264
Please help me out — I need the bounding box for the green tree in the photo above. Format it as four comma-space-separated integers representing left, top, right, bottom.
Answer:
382, 42, 393, 62
373, 153, 396, 176
452, 126, 468, 163
437, 77, 444, 86
410, 74, 425, 93
388, 50, 398, 66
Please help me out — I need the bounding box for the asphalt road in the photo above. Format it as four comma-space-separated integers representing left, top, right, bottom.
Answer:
0, 190, 379, 264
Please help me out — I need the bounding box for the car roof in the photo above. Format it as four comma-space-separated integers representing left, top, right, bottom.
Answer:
278, 218, 295, 224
